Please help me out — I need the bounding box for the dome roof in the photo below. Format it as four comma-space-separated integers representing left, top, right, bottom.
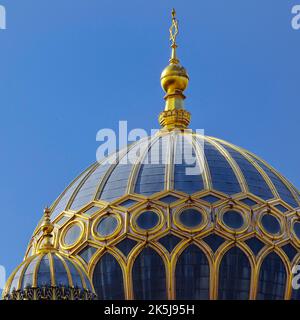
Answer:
3, 251, 96, 300
9, 10, 300, 301
47, 131, 299, 223
3, 208, 96, 300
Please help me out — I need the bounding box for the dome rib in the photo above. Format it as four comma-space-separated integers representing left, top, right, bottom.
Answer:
35, 253, 50, 287
291, 187, 300, 203
66, 256, 87, 290
132, 135, 165, 196
70, 155, 117, 211
193, 135, 211, 190
126, 136, 154, 194
172, 133, 205, 194
20, 256, 38, 289
4, 250, 96, 300
97, 138, 147, 201
134, 137, 167, 195
95, 145, 134, 201
164, 133, 173, 191
212, 137, 278, 201
44, 131, 299, 222
22, 255, 39, 290
5, 256, 34, 294
56, 252, 73, 287
48, 252, 56, 286
50, 163, 97, 220
246, 151, 300, 208
206, 137, 248, 194
67, 162, 101, 211
203, 139, 242, 195
100, 138, 153, 202
33, 254, 45, 288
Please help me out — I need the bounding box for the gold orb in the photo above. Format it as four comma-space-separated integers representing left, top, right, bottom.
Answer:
160, 63, 189, 94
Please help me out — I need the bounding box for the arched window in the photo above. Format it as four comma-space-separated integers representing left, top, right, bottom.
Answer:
175, 244, 210, 299
218, 247, 251, 300
92, 252, 125, 300
257, 252, 287, 300
132, 247, 167, 300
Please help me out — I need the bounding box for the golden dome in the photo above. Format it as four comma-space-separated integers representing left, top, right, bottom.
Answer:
3, 208, 96, 300
7, 8, 300, 302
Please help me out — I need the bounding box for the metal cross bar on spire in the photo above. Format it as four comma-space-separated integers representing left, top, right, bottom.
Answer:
169, 8, 179, 47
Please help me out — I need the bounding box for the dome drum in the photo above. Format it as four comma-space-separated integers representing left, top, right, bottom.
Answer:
19, 191, 300, 300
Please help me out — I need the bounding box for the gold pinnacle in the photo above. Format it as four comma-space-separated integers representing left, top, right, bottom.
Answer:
159, 9, 190, 130
38, 207, 55, 251
169, 8, 179, 63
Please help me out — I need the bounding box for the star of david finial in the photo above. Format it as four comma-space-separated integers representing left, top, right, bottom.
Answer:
169, 8, 179, 47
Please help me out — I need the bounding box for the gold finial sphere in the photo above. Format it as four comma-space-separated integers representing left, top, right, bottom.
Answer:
160, 64, 189, 94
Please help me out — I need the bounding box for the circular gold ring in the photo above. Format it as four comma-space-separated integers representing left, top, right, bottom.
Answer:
92, 212, 122, 241
60, 220, 85, 250
173, 205, 207, 233
131, 207, 164, 235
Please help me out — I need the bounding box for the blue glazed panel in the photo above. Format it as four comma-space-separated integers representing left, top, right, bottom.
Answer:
223, 210, 244, 230
115, 238, 138, 256
97, 215, 118, 236
51, 167, 94, 219
249, 156, 298, 208
179, 209, 203, 228
64, 224, 81, 246
134, 138, 166, 196
175, 244, 210, 300
70, 162, 111, 210
100, 164, 133, 202
37, 255, 51, 287
202, 234, 225, 252
53, 255, 69, 286
219, 143, 274, 200
93, 253, 125, 300
158, 234, 182, 253
10, 266, 24, 292
64, 259, 83, 288
204, 141, 241, 195
136, 211, 159, 230
218, 247, 251, 300
245, 237, 265, 256
174, 135, 204, 194
257, 252, 286, 300
261, 214, 281, 235
100, 141, 147, 202
21, 256, 39, 289
133, 247, 167, 300
118, 199, 138, 207
79, 246, 97, 264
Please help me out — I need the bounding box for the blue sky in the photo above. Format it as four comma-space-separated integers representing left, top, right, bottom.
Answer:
0, 0, 299, 282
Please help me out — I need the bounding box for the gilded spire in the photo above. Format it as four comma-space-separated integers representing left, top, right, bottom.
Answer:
159, 9, 191, 130
37, 207, 55, 252
169, 8, 179, 64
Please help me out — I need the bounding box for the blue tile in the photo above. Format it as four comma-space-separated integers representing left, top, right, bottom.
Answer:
202, 234, 225, 252
204, 142, 241, 195
158, 234, 182, 252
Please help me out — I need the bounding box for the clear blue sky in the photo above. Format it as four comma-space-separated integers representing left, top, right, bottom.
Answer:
0, 0, 299, 281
